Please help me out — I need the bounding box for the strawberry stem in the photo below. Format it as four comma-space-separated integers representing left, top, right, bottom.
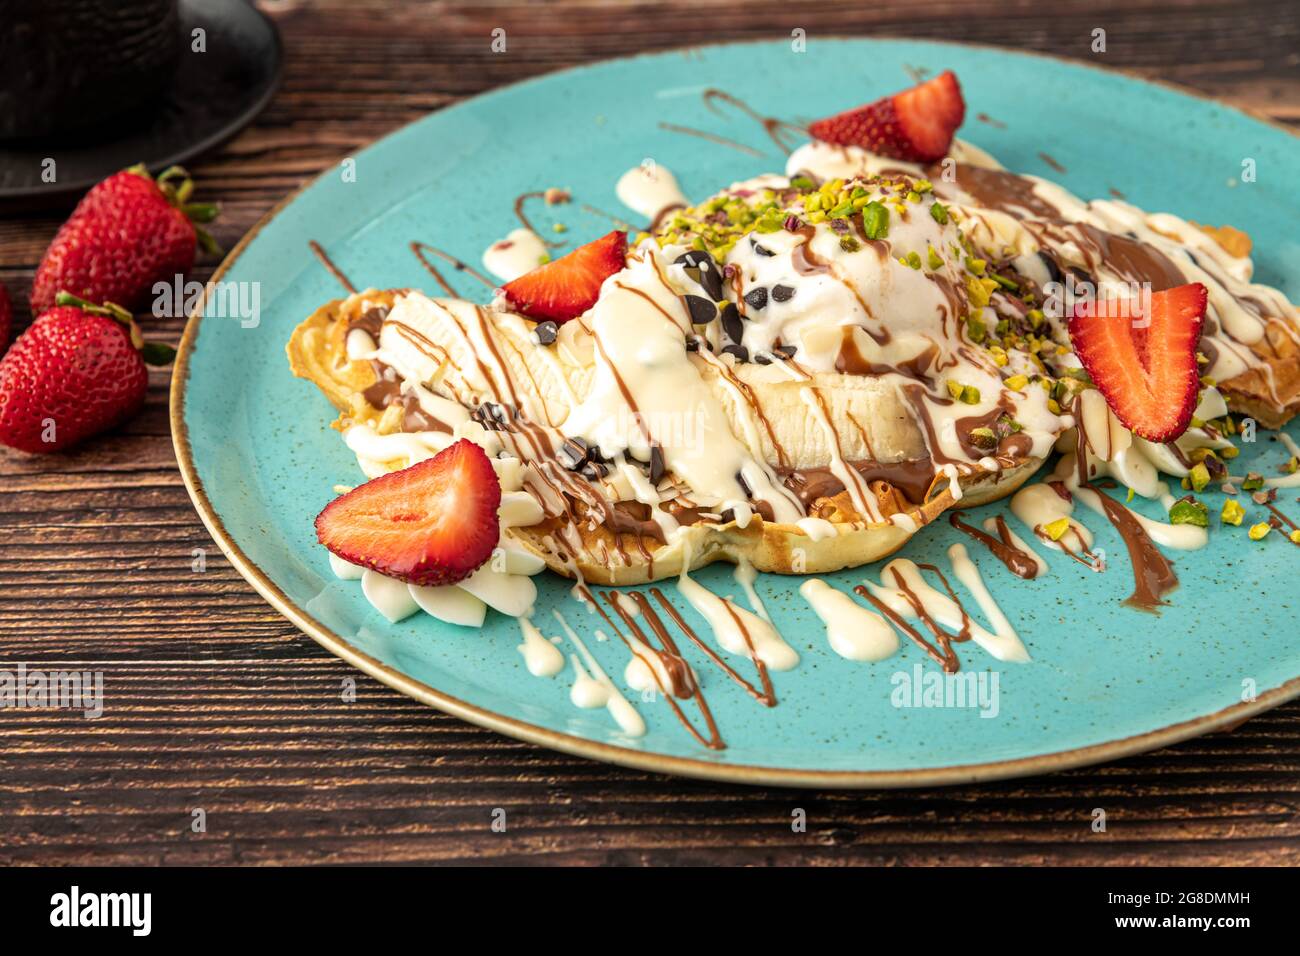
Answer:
195, 226, 223, 257
116, 162, 222, 256
182, 202, 220, 223
140, 341, 178, 367
54, 292, 144, 349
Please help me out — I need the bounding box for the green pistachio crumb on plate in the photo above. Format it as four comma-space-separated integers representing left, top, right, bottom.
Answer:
1221, 498, 1244, 526
1169, 497, 1209, 528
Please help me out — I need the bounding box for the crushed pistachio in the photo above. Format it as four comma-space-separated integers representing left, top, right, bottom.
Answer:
1169, 497, 1209, 528
1221, 498, 1245, 526
1241, 472, 1265, 492
840, 235, 861, 253
1284, 456, 1300, 474
1220, 446, 1240, 459
927, 246, 944, 270
861, 201, 889, 239
1187, 462, 1211, 493
1291, 530, 1300, 545
969, 427, 998, 449
1043, 517, 1071, 541
959, 385, 981, 405
965, 314, 988, 344
901, 251, 923, 270
1248, 521, 1272, 541
930, 201, 949, 225
1004, 374, 1029, 392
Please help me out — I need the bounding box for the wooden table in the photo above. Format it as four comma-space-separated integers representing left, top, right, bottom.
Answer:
2, 0, 1298, 866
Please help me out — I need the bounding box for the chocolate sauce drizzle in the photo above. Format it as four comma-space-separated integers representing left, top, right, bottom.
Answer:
514, 191, 568, 249
1072, 398, 1178, 611
308, 240, 357, 293
948, 510, 1039, 579
588, 587, 724, 750
410, 241, 496, 298
853, 563, 977, 674
692, 89, 806, 154
657, 121, 764, 158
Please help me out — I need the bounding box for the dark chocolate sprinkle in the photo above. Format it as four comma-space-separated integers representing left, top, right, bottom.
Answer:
684, 294, 718, 325
470, 402, 514, 431
735, 470, 752, 497
771, 284, 796, 303
720, 343, 749, 363
675, 250, 723, 299
675, 250, 712, 268
719, 302, 743, 343
557, 437, 593, 470
534, 320, 558, 345
744, 287, 768, 311
750, 238, 775, 257
649, 445, 665, 485
1037, 251, 1063, 286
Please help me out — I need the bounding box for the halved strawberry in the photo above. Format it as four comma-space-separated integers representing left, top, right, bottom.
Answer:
1068, 283, 1208, 442
502, 229, 626, 323
807, 71, 966, 163
315, 438, 502, 586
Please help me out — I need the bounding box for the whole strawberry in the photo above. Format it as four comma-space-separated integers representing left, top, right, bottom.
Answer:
0, 294, 174, 454
0, 280, 11, 348
31, 165, 220, 317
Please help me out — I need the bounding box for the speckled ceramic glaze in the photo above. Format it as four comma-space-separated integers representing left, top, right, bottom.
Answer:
173, 39, 1300, 786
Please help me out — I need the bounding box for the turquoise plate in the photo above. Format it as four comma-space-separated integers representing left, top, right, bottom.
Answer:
173, 38, 1300, 787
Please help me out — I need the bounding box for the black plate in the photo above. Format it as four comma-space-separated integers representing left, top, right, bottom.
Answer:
0, 0, 281, 212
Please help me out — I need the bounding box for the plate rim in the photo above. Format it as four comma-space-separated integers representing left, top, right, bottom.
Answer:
171, 35, 1300, 788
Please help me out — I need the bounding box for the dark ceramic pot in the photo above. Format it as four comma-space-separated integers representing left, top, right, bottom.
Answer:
0, 0, 181, 142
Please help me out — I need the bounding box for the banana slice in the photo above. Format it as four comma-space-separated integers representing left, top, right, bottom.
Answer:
289, 289, 1042, 585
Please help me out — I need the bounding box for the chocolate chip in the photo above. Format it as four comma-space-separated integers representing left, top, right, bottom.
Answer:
557, 437, 593, 470
735, 470, 752, 497
744, 287, 768, 311
684, 294, 718, 325
649, 445, 665, 485
771, 284, 795, 303
684, 336, 701, 352
580, 460, 609, 481
534, 320, 558, 345
470, 402, 513, 430
774, 344, 798, 358
719, 302, 743, 344
750, 238, 775, 257
701, 271, 724, 301
720, 343, 749, 363
675, 250, 723, 299
1037, 251, 1063, 286
754, 353, 772, 365
675, 250, 712, 268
